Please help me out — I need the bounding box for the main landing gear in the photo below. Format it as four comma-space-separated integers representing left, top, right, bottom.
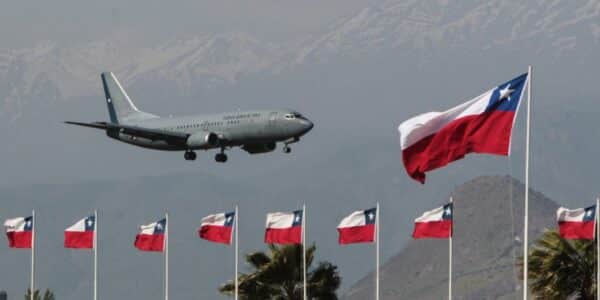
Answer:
184, 150, 197, 161
215, 148, 228, 163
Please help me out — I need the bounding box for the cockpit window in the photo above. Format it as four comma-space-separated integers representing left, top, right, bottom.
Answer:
285, 114, 295, 119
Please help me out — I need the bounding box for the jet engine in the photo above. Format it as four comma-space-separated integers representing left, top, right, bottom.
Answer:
186, 132, 220, 149
242, 142, 276, 154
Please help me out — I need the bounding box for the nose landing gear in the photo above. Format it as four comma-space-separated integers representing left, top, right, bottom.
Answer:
283, 146, 291, 153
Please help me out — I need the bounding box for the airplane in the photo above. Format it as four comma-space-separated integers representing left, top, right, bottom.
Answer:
66, 72, 314, 162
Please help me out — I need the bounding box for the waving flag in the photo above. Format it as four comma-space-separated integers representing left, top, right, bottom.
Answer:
399, 73, 528, 183
64, 216, 95, 249
413, 203, 453, 239
134, 218, 166, 252
4, 216, 34, 248
199, 212, 235, 245
337, 208, 377, 244
557, 206, 596, 240
265, 210, 303, 244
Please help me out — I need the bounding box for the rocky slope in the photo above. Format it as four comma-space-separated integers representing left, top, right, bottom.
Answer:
344, 175, 558, 300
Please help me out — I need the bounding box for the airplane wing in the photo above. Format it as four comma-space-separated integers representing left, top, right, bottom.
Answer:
65, 121, 190, 145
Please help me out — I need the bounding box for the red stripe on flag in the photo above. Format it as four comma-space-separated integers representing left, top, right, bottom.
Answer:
199, 225, 233, 245
134, 234, 165, 252
265, 227, 302, 244
412, 220, 452, 239
6, 232, 32, 248
558, 221, 595, 240
338, 224, 375, 245
403, 111, 515, 183
64, 231, 94, 249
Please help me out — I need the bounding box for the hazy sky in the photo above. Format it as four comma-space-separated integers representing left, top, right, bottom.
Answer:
1, 0, 371, 48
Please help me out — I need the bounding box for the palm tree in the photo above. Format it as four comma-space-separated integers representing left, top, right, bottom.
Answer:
220, 244, 341, 299
24, 289, 55, 300
518, 229, 596, 299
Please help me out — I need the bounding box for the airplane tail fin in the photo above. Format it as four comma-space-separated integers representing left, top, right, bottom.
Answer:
101, 72, 157, 123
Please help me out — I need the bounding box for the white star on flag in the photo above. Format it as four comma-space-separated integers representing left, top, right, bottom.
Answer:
368, 213, 374, 220
156, 223, 162, 230
87, 219, 94, 226
498, 84, 515, 101
445, 207, 452, 215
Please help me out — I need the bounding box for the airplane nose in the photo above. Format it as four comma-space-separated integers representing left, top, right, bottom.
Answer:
299, 119, 314, 135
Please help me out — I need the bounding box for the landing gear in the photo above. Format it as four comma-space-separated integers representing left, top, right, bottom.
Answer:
283, 146, 292, 154
215, 152, 228, 163
184, 150, 197, 161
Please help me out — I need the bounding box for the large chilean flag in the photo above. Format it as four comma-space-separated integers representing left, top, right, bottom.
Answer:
4, 216, 33, 248
337, 208, 376, 245
412, 203, 453, 239
134, 218, 166, 252
557, 206, 596, 240
265, 210, 303, 244
399, 73, 528, 183
199, 212, 235, 245
64, 216, 95, 249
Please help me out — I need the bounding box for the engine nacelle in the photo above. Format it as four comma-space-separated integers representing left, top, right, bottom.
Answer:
186, 132, 220, 149
242, 142, 276, 154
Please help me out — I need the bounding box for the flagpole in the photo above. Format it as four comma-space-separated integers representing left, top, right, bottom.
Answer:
234, 205, 239, 300
375, 202, 380, 300
165, 213, 169, 300
595, 198, 600, 300
523, 65, 532, 300
31, 209, 35, 300
449, 198, 453, 300
94, 210, 98, 300
303, 204, 307, 300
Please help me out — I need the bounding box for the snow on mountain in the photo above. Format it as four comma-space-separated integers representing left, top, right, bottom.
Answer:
0, 0, 598, 118
295, 0, 600, 62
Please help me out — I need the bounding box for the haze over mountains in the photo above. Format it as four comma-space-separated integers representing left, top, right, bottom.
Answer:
0, 0, 598, 299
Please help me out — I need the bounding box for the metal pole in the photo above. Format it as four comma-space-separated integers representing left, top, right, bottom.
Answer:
94, 210, 98, 300
165, 213, 169, 300
376, 202, 380, 300
449, 198, 453, 300
595, 198, 599, 300
31, 210, 35, 300
523, 65, 532, 300
235, 206, 239, 300
303, 204, 307, 300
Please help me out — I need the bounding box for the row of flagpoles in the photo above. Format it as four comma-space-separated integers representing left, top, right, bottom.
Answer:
8, 200, 600, 300
3, 200, 458, 300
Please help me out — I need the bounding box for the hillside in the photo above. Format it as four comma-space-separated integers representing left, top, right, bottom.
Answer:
344, 176, 558, 300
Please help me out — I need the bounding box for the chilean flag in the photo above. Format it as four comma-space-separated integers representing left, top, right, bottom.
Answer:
134, 218, 166, 252
64, 216, 95, 249
4, 216, 33, 249
265, 210, 303, 244
557, 206, 596, 240
412, 203, 453, 239
337, 208, 376, 245
399, 73, 528, 183
199, 212, 235, 245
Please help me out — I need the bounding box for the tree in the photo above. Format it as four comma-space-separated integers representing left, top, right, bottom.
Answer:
518, 229, 596, 299
24, 289, 55, 300
220, 244, 341, 299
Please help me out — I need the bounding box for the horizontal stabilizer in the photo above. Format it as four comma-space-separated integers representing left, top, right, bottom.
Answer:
64, 121, 109, 130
